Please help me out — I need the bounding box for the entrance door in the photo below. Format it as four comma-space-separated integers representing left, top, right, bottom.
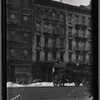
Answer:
42, 67, 46, 82
32, 67, 42, 81
10, 65, 15, 82
42, 67, 52, 82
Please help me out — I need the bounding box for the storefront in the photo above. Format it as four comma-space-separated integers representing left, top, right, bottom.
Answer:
9, 64, 31, 84
32, 62, 53, 82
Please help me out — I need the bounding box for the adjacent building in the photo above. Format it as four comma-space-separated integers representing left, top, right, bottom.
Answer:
6, 0, 92, 83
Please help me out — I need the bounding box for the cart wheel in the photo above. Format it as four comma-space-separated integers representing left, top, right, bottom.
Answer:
74, 82, 80, 86
82, 81, 87, 86
53, 81, 58, 87
59, 83, 65, 87
59, 80, 65, 87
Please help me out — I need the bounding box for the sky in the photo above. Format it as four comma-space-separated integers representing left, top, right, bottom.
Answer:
54, 0, 91, 6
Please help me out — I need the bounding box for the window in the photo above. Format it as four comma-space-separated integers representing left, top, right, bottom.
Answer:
68, 27, 72, 37
10, 30, 16, 41
36, 35, 41, 47
24, 33, 28, 37
81, 29, 85, 38
75, 15, 79, 24
23, 37, 27, 42
23, 16, 28, 21
59, 14, 64, 22
36, 23, 41, 32
10, 49, 16, 58
68, 39, 72, 50
23, 50, 28, 54
11, 13, 16, 19
89, 53, 92, 64
69, 52, 72, 62
45, 52, 48, 61
23, 33, 28, 42
44, 24, 48, 28
52, 13, 55, 16
60, 27, 64, 35
23, 50, 28, 59
60, 39, 63, 49
52, 12, 56, 20
76, 54, 79, 61
88, 42, 92, 51
11, 0, 18, 6
60, 52, 64, 62
82, 16, 85, 25
68, 14, 72, 23
52, 51, 56, 61
36, 50, 40, 61
11, 31, 15, 35
52, 25, 57, 34
44, 24, 48, 32
75, 29, 79, 37
78, 28, 84, 38
76, 42, 79, 50
11, 49, 15, 54
45, 37, 48, 47
88, 29, 92, 38
79, 54, 83, 62
21, 0, 28, 8
53, 38, 56, 47
88, 17, 92, 26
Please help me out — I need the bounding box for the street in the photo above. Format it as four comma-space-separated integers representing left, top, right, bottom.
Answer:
7, 86, 90, 100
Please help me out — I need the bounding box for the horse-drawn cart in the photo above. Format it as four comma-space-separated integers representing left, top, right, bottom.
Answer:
52, 63, 91, 86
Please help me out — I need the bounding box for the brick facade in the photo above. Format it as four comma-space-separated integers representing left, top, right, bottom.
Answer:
6, 0, 92, 83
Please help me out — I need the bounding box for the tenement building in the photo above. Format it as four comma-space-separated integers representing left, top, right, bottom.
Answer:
6, 0, 92, 83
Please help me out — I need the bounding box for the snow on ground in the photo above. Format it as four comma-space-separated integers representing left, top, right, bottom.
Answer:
7, 82, 83, 88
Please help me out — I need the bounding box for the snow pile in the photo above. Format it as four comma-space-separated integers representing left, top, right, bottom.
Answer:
7, 82, 83, 88
27, 82, 53, 87
7, 82, 26, 87
7, 82, 13, 87
65, 82, 75, 86
7, 82, 54, 88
